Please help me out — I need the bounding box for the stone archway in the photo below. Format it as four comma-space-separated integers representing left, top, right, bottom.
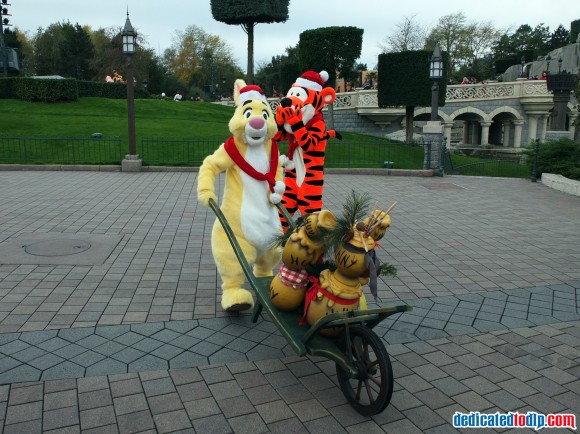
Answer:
488, 106, 525, 147
448, 106, 488, 146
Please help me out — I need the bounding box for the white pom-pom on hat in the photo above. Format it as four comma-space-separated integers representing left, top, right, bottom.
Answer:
295, 70, 329, 92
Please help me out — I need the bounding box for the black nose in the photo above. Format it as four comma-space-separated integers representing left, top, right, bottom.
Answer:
280, 97, 292, 108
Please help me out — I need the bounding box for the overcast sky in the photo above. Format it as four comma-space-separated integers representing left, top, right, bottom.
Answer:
8, 0, 575, 72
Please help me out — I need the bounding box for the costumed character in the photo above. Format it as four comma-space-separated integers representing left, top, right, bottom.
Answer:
275, 70, 340, 230
197, 80, 285, 311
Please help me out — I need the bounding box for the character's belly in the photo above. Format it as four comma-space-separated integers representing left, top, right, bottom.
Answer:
239, 146, 281, 252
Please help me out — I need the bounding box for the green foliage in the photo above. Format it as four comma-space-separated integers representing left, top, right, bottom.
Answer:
570, 19, 580, 44
0, 78, 15, 98
77, 81, 149, 99
377, 50, 448, 108
210, 0, 289, 25
298, 27, 364, 88
528, 138, 580, 181
255, 45, 300, 95
10, 78, 79, 102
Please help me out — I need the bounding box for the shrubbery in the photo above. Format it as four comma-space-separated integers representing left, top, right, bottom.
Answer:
531, 138, 580, 181
0, 78, 148, 101
78, 80, 149, 99
0, 78, 79, 102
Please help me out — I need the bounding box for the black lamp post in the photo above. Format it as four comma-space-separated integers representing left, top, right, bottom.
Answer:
520, 56, 526, 78
546, 56, 576, 131
357, 63, 364, 88
546, 55, 551, 74
122, 11, 137, 156
429, 43, 443, 121
0, 0, 11, 78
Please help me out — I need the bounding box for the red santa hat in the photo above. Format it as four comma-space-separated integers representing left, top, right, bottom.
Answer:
238, 85, 267, 104
295, 70, 329, 92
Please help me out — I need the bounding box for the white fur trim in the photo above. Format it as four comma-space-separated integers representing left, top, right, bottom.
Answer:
239, 90, 266, 105
295, 77, 322, 92
269, 193, 282, 204
273, 181, 285, 194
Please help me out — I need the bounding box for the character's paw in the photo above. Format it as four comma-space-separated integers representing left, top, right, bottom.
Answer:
279, 155, 295, 170
198, 191, 218, 207
270, 192, 282, 204
221, 288, 254, 311
273, 181, 285, 194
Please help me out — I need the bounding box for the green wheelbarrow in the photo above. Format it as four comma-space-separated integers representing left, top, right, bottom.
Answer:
208, 199, 412, 416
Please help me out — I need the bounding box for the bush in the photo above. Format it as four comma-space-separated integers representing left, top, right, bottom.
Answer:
531, 138, 580, 181
78, 80, 149, 99
0, 78, 15, 98
13, 78, 79, 102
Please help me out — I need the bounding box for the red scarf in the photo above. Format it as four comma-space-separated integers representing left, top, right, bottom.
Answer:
299, 275, 360, 326
286, 112, 324, 160
224, 136, 279, 192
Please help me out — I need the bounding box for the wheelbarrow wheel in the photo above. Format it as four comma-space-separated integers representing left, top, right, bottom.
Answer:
336, 325, 393, 416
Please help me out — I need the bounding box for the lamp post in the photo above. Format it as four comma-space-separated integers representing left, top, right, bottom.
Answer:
357, 63, 364, 88
429, 43, 443, 121
546, 55, 551, 74
423, 43, 445, 175
121, 11, 142, 171
520, 56, 526, 78
122, 11, 136, 156
0, 0, 11, 78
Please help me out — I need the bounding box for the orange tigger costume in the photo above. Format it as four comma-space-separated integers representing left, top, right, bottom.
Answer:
274, 70, 339, 229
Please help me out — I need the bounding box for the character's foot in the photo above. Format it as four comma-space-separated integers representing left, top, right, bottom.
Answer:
221, 288, 254, 312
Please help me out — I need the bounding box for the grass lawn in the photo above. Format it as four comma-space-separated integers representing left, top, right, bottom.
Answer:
0, 97, 531, 176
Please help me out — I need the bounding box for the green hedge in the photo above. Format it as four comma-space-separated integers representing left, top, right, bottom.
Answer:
0, 78, 148, 101
0, 78, 78, 102
78, 80, 149, 99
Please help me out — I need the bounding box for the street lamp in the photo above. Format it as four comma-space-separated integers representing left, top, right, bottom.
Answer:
546, 55, 551, 74
429, 43, 443, 121
520, 56, 526, 78
122, 10, 137, 157
357, 63, 365, 88
0, 0, 12, 78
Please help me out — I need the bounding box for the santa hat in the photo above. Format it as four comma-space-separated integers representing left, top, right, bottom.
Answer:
295, 70, 329, 92
238, 85, 267, 105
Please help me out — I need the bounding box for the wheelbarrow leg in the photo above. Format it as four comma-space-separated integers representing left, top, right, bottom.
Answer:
251, 301, 263, 323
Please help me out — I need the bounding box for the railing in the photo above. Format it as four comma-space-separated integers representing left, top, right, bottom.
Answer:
140, 136, 432, 169
445, 80, 550, 101
140, 137, 223, 166
0, 135, 123, 164
259, 81, 552, 112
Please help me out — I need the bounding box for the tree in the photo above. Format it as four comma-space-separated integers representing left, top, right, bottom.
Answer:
425, 13, 469, 77
60, 23, 95, 80
298, 26, 364, 88
547, 25, 570, 51
379, 15, 426, 53
165, 25, 241, 98
378, 50, 448, 143
32, 23, 66, 76
255, 44, 299, 96
210, 0, 289, 83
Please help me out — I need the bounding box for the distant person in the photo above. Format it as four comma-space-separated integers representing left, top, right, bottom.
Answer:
174, 92, 183, 101
540, 71, 547, 80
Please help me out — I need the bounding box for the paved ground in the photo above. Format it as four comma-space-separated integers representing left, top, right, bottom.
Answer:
0, 171, 579, 433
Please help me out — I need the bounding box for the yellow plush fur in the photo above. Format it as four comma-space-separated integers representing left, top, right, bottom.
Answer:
197, 80, 284, 311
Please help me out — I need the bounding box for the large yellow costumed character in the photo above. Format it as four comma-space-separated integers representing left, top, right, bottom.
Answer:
197, 80, 285, 311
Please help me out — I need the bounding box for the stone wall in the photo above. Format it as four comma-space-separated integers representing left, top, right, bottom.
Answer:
331, 109, 402, 137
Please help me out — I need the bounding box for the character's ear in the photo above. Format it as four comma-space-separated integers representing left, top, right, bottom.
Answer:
233, 79, 247, 106
320, 87, 336, 105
